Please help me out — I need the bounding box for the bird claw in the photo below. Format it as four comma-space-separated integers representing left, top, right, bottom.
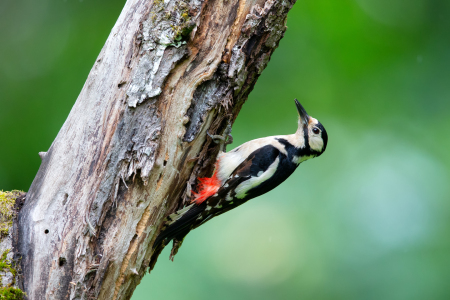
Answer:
207, 132, 225, 142
207, 122, 233, 152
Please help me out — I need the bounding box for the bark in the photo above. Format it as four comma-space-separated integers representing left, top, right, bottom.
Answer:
13, 0, 297, 299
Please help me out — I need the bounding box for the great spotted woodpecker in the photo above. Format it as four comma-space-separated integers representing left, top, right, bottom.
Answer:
153, 99, 328, 260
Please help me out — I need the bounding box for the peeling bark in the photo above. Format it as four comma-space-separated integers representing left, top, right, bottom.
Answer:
14, 0, 297, 299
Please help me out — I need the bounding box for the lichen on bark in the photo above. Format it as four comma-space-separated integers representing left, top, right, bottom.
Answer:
127, 0, 199, 107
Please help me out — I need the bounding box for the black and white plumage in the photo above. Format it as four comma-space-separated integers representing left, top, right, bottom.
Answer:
152, 99, 328, 261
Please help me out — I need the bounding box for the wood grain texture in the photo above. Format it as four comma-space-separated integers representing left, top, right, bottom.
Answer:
16, 0, 297, 298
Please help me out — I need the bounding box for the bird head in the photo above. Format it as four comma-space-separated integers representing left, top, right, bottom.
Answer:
295, 99, 328, 156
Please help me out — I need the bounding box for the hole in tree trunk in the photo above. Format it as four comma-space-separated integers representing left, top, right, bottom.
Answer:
59, 257, 67, 266
63, 193, 69, 205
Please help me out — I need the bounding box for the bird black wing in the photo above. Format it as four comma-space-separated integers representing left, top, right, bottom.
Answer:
194, 144, 283, 225
152, 144, 283, 255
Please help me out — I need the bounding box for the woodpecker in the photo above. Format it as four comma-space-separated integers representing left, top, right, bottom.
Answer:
153, 99, 328, 261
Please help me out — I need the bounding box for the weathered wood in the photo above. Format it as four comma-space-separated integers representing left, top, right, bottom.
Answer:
16, 0, 296, 299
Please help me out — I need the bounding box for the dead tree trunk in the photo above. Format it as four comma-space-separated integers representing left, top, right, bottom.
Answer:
13, 0, 297, 299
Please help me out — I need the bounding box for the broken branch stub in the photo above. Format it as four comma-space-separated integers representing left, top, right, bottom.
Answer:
16, 0, 297, 299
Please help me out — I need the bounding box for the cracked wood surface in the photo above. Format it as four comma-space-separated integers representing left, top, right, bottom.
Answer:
16, 0, 297, 299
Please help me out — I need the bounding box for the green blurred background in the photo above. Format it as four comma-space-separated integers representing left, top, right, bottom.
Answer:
1, 0, 450, 299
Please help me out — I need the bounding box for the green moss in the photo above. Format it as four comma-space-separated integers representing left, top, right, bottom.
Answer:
0, 250, 9, 271
0, 191, 16, 216
0, 250, 15, 283
0, 191, 23, 238
0, 249, 25, 299
170, 13, 194, 47
0, 287, 25, 300
0, 192, 26, 299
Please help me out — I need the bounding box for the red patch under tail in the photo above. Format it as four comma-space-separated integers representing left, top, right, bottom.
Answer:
192, 165, 221, 205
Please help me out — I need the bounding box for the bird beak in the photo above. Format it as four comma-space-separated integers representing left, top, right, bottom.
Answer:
295, 99, 309, 126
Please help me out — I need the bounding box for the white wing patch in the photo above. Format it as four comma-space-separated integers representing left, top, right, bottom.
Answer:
234, 157, 280, 199
216, 136, 290, 183
225, 192, 233, 201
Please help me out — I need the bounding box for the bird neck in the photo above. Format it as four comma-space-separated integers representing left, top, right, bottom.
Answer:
276, 135, 314, 165
294, 121, 308, 148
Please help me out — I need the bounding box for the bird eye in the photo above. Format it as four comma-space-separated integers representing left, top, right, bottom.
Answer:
312, 127, 320, 134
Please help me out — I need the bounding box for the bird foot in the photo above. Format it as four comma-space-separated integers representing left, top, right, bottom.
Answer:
207, 122, 233, 152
